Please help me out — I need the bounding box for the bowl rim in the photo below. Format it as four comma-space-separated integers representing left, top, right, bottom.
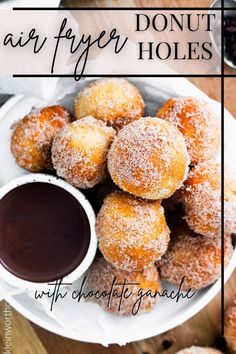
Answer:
0, 173, 97, 291
6, 251, 236, 344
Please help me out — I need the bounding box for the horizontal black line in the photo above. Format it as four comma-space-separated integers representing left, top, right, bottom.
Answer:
13, 74, 222, 78
224, 74, 236, 77
12, 7, 222, 11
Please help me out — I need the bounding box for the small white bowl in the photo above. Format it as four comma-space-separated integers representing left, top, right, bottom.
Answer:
0, 173, 97, 291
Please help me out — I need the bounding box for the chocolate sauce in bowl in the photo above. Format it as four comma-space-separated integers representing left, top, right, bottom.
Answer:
0, 182, 91, 282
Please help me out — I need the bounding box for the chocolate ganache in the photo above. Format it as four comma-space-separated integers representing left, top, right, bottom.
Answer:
0, 182, 90, 282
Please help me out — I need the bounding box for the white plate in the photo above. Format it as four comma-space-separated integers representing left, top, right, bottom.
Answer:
0, 77, 236, 346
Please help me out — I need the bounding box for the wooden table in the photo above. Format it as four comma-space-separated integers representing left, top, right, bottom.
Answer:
1, 1, 236, 353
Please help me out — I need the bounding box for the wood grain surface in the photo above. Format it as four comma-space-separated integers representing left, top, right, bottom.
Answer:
0, 1, 236, 353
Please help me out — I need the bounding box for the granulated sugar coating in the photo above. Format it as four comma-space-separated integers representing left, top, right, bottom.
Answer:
224, 296, 236, 351
96, 191, 170, 272
74, 78, 145, 130
11, 105, 72, 172
157, 96, 220, 164
180, 162, 236, 237
85, 257, 161, 316
180, 161, 221, 237
108, 117, 190, 200
224, 167, 236, 235
176, 347, 223, 354
52, 116, 116, 188
160, 222, 233, 291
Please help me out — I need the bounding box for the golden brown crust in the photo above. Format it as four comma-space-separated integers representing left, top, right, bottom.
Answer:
52, 116, 116, 188
85, 257, 161, 316
11, 105, 71, 172
74, 78, 144, 130
224, 167, 236, 235
180, 161, 221, 237
108, 117, 190, 200
157, 96, 220, 164
180, 162, 236, 237
160, 222, 233, 291
96, 191, 170, 271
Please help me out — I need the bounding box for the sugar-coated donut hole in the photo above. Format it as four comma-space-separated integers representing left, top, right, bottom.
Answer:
180, 162, 236, 237
180, 161, 221, 237
51, 116, 116, 188
224, 167, 236, 236
108, 117, 190, 200
160, 222, 233, 291
11, 105, 72, 172
157, 96, 220, 164
74, 78, 145, 130
96, 191, 170, 272
85, 256, 162, 316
